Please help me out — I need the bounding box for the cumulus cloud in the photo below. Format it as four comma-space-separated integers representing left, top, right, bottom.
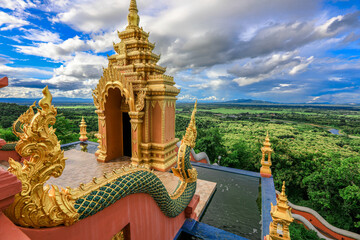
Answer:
22, 29, 61, 43
1, 0, 360, 103
14, 30, 120, 61
230, 52, 314, 86
178, 94, 196, 101
42, 52, 107, 90
0, 86, 95, 99
189, 79, 226, 90
0, 11, 29, 30
51, 0, 129, 33
0, 0, 35, 11
153, 11, 359, 73
0, 86, 43, 98
14, 36, 89, 61
0, 64, 52, 78
289, 56, 314, 75
199, 96, 218, 101
87, 30, 119, 53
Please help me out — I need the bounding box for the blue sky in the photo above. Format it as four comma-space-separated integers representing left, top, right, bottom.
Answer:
0, 0, 359, 103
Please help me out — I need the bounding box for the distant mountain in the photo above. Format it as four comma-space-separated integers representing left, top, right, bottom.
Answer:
223, 99, 276, 104
0, 97, 93, 105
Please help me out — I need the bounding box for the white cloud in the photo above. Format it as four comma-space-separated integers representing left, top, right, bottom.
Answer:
0, 11, 29, 30
86, 30, 119, 53
178, 94, 196, 101
328, 76, 343, 82
289, 56, 314, 75
0, 64, 52, 78
42, 52, 107, 90
0, 0, 34, 11
199, 96, 218, 101
51, 0, 129, 33
14, 36, 89, 61
0, 86, 94, 99
0, 86, 43, 98
189, 79, 226, 90
231, 52, 314, 86
22, 29, 61, 43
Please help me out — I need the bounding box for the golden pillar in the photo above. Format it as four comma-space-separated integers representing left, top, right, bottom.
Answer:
129, 111, 144, 166
79, 117, 88, 142
266, 181, 294, 240
95, 109, 107, 162
260, 131, 273, 177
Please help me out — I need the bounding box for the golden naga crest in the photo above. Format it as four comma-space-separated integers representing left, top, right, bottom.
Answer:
182, 100, 197, 149
5, 86, 79, 228
172, 101, 198, 184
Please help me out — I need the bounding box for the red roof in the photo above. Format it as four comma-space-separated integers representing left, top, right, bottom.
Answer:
0, 77, 8, 88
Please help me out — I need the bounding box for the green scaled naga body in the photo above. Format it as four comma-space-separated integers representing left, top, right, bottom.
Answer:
5, 87, 198, 227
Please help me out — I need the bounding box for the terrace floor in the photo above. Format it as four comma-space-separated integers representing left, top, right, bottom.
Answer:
1, 149, 216, 219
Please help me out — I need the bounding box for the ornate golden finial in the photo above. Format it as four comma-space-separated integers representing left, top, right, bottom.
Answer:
266, 181, 294, 240
79, 116, 88, 142
182, 100, 197, 149
281, 181, 286, 197
260, 131, 273, 177
127, 0, 140, 28
129, 0, 138, 12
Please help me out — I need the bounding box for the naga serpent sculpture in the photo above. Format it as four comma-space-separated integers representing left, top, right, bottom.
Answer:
5, 86, 198, 228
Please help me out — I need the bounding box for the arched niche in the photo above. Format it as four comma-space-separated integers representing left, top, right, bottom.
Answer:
103, 87, 132, 161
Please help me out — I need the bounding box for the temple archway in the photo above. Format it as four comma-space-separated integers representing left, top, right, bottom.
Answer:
104, 87, 132, 161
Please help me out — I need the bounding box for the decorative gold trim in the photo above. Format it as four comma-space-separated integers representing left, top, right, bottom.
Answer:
93, 67, 135, 112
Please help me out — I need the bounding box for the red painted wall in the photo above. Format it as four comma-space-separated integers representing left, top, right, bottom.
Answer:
20, 193, 189, 240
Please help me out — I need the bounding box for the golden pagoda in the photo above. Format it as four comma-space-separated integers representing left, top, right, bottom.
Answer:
79, 117, 88, 142
260, 131, 273, 177
266, 181, 294, 240
92, 0, 180, 171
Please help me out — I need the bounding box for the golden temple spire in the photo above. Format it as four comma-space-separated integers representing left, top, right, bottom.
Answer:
266, 181, 294, 240
127, 0, 140, 28
79, 116, 88, 142
260, 131, 273, 177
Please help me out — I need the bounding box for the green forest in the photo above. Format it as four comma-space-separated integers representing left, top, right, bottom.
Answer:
1, 102, 359, 236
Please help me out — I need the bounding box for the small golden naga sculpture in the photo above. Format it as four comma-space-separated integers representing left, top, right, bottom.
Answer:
5, 86, 79, 227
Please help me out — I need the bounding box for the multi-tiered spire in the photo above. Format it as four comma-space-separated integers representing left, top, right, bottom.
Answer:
127, 0, 140, 28
260, 131, 273, 177
93, 0, 180, 171
266, 181, 294, 240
